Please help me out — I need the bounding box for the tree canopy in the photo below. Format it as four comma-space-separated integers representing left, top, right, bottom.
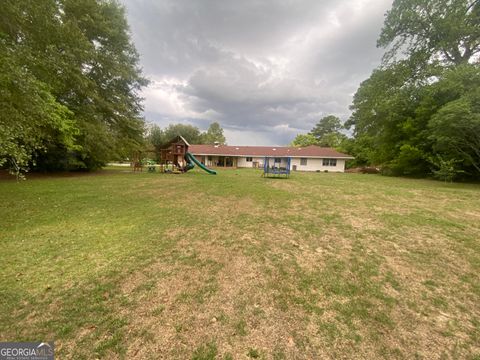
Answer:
0, 0, 147, 174
347, 0, 480, 180
378, 0, 480, 65
146, 122, 227, 158
290, 134, 319, 147
292, 115, 347, 148
310, 115, 343, 139
428, 65, 480, 175
203, 122, 226, 145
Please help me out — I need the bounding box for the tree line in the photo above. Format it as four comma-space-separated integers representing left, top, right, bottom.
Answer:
292, 0, 480, 181
146, 122, 226, 151
1, 0, 478, 181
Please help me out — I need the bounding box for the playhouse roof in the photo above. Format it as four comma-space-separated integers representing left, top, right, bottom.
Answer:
165, 135, 190, 147
189, 144, 354, 158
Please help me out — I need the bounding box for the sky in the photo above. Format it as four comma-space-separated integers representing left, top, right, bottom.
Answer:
120, 0, 393, 145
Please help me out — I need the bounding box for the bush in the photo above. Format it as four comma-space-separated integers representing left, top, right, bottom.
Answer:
428, 155, 464, 182
389, 145, 429, 176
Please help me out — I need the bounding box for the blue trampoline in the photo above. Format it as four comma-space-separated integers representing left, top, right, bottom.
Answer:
263, 156, 291, 178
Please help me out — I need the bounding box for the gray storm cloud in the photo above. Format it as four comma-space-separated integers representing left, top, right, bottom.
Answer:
121, 0, 392, 145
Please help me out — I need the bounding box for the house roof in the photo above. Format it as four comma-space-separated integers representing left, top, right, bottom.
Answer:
189, 144, 354, 159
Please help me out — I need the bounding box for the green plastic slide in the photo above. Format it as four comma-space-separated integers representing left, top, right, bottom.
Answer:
185, 152, 217, 175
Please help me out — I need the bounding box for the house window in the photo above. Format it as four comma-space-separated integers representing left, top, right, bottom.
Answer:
322, 158, 337, 166
300, 158, 307, 166
274, 157, 282, 163
246, 157, 253, 162
208, 156, 212, 161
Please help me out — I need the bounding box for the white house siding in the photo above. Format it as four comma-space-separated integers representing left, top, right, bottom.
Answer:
266, 157, 289, 169
201, 155, 258, 167
237, 156, 264, 168
194, 154, 346, 172
254, 157, 264, 167
290, 158, 346, 172
236, 156, 249, 167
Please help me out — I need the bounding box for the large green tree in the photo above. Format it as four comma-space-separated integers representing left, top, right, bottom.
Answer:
291, 115, 349, 149
379, 0, 480, 65
347, 61, 435, 175
202, 122, 226, 145
290, 134, 319, 147
309, 115, 347, 147
348, 0, 480, 180
162, 124, 204, 145
0, 40, 78, 176
427, 65, 480, 175
0, 0, 147, 172
310, 115, 342, 138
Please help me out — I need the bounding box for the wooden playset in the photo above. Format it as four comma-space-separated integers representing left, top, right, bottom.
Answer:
158, 135, 216, 174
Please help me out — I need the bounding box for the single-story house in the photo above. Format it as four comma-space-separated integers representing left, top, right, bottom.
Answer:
189, 144, 354, 172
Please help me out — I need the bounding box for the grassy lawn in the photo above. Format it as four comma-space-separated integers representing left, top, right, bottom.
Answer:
1, 169, 479, 359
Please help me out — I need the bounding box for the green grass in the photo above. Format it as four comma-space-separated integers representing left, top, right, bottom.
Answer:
0, 168, 479, 359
